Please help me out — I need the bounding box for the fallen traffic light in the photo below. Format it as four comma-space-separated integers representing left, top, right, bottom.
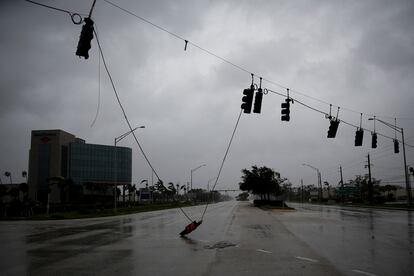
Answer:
281, 98, 291, 121
253, 88, 263, 114
354, 128, 364, 146
241, 88, 254, 113
179, 220, 202, 236
327, 119, 339, 138
76, 17, 94, 59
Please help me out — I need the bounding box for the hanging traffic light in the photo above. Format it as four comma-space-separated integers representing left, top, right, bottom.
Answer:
76, 17, 94, 59
371, 133, 377, 148
241, 88, 254, 113
394, 139, 400, 153
253, 88, 263, 114
327, 119, 339, 138
281, 98, 291, 121
354, 128, 364, 146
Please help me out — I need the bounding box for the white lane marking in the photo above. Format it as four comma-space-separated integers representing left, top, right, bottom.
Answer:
256, 249, 272, 254
295, 256, 319, 263
351, 269, 379, 276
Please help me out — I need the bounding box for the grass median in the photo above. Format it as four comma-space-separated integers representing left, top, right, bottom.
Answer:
27, 202, 200, 220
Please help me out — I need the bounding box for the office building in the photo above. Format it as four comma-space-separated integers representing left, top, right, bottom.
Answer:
28, 129, 132, 203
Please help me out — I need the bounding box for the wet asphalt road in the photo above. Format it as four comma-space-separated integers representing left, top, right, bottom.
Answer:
0, 201, 412, 275
283, 203, 414, 276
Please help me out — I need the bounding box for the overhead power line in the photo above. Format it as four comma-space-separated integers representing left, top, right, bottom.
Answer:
103, 0, 413, 122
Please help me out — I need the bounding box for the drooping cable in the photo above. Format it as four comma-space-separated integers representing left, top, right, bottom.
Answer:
25, 0, 84, 24
94, 29, 161, 180
94, 29, 194, 223
200, 109, 243, 221
90, 45, 101, 127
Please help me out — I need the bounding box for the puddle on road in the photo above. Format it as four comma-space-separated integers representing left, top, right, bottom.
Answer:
204, 241, 237, 249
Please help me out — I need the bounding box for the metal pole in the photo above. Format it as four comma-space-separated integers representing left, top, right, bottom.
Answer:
114, 138, 117, 213
301, 179, 303, 203
190, 164, 206, 191
402, 128, 412, 206
340, 165, 344, 203
367, 154, 373, 205
369, 118, 411, 207
318, 170, 322, 202
47, 192, 50, 216
113, 126, 145, 213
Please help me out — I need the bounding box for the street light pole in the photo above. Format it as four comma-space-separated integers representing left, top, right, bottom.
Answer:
190, 164, 206, 191
302, 163, 322, 202
114, 126, 145, 213
368, 118, 411, 206
207, 177, 217, 192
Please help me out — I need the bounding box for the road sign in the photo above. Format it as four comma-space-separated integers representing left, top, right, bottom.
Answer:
337, 187, 359, 195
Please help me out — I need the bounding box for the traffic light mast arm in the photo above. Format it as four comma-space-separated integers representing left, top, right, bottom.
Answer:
368, 117, 411, 206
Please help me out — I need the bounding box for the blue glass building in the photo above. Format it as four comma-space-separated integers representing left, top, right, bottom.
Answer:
28, 130, 132, 203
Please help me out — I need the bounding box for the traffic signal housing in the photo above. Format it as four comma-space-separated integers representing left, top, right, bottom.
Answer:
371, 133, 377, 148
281, 99, 291, 121
241, 88, 254, 113
76, 17, 94, 59
327, 119, 339, 138
394, 139, 399, 153
253, 88, 263, 114
354, 128, 364, 146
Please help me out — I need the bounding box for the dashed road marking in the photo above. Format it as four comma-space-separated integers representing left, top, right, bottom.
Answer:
351, 269, 378, 276
256, 249, 272, 254
295, 256, 319, 263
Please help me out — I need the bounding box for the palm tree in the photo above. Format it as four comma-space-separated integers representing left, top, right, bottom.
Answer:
22, 171, 28, 182
131, 184, 136, 205
4, 171, 12, 184
126, 184, 133, 204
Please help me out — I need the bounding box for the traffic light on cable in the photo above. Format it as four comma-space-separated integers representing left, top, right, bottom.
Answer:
281, 98, 291, 121
241, 88, 254, 113
76, 17, 94, 59
394, 139, 399, 153
354, 128, 364, 146
371, 133, 377, 148
253, 88, 263, 114
327, 119, 339, 138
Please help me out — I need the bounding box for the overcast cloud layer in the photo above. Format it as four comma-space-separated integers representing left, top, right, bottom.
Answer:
1, 0, 413, 192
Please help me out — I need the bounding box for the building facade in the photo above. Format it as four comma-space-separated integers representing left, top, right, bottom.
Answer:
28, 129, 132, 203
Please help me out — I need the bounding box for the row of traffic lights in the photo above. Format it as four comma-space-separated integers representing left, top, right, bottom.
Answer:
241, 85, 263, 114
240, 87, 292, 121
327, 119, 400, 152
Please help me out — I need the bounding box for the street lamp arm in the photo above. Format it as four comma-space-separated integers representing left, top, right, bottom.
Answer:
302, 163, 320, 173
368, 118, 401, 133
115, 126, 145, 144
191, 164, 206, 173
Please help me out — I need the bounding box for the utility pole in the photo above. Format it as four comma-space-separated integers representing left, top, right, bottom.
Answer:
367, 154, 373, 205
339, 165, 344, 203
318, 171, 322, 202
301, 179, 304, 203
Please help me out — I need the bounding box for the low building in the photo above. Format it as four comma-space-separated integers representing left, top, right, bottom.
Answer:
28, 129, 132, 204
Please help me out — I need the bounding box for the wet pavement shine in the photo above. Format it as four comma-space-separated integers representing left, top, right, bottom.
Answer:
0, 201, 412, 275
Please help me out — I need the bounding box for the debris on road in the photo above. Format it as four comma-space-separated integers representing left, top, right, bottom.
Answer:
179, 220, 202, 236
